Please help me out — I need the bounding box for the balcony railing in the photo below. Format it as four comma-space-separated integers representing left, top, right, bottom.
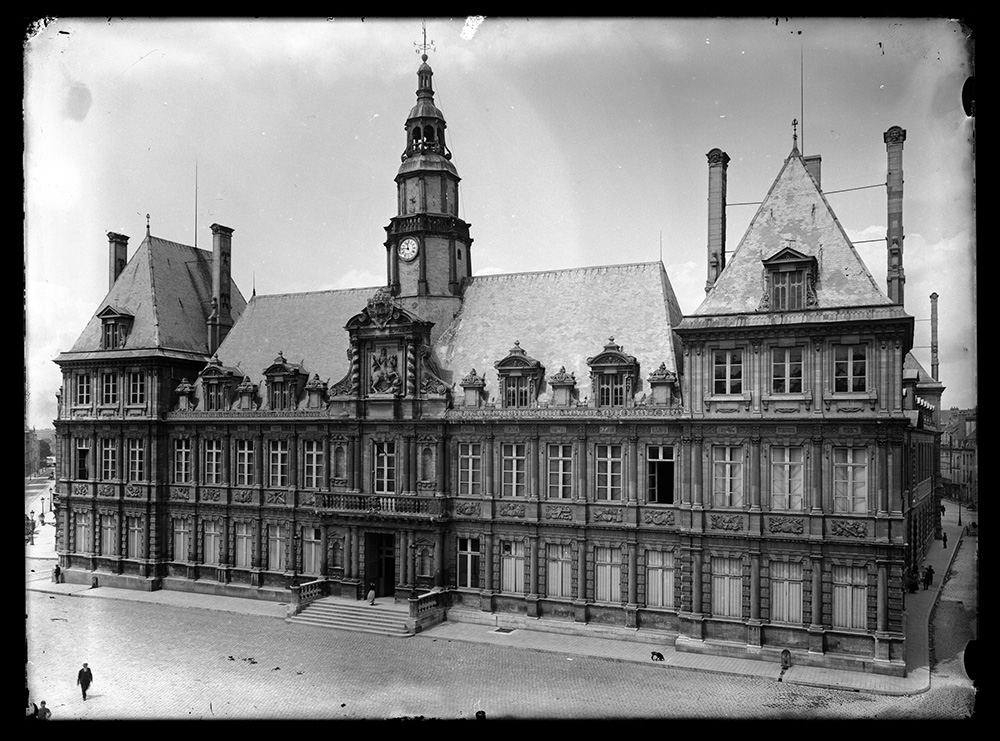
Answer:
313, 492, 441, 518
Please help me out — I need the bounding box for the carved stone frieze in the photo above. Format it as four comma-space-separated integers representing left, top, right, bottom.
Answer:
767, 516, 804, 534
643, 509, 675, 526
170, 487, 192, 501
73, 483, 90, 497
544, 505, 573, 521
831, 520, 868, 538
265, 490, 287, 505
231, 489, 253, 504
201, 488, 223, 502
124, 484, 143, 499
98, 483, 116, 498
709, 514, 744, 531
454, 501, 482, 517
498, 502, 526, 518
592, 507, 623, 523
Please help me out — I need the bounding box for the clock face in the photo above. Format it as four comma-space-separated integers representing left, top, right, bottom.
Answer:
398, 237, 419, 262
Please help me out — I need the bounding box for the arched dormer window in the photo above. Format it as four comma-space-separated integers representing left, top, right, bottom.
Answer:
494, 341, 545, 409
97, 306, 134, 350
587, 337, 639, 408
758, 246, 818, 312
262, 351, 308, 411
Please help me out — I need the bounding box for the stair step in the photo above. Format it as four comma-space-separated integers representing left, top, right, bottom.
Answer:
288, 598, 412, 637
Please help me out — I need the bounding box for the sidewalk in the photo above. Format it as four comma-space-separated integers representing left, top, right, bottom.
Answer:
25, 479, 972, 697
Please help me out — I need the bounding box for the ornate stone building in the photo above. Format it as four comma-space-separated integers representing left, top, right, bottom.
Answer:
52, 53, 941, 676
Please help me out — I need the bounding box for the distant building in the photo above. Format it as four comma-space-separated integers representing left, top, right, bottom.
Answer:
940, 407, 977, 507
53, 52, 943, 676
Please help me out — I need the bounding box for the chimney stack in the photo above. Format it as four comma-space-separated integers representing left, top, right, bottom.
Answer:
207, 223, 234, 354
803, 154, 822, 189
107, 232, 129, 290
706, 148, 730, 292
884, 126, 906, 306
930, 292, 940, 381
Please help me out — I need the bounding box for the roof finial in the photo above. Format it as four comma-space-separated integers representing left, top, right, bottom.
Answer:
792, 119, 799, 150
146, 213, 151, 236
414, 20, 435, 61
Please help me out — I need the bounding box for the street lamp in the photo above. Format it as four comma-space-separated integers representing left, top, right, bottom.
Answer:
958, 498, 963, 527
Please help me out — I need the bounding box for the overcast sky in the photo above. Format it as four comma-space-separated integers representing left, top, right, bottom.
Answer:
24, 17, 975, 430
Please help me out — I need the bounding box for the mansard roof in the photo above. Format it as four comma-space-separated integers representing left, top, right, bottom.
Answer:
56, 234, 247, 363
436, 262, 684, 403
692, 149, 897, 318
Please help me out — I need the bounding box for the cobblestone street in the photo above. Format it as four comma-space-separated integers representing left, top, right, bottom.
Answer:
25, 590, 975, 720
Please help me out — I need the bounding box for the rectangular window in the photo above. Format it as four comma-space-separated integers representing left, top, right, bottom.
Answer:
501, 443, 527, 497
127, 371, 146, 405
834, 344, 867, 392
770, 446, 804, 511
174, 439, 192, 483
99, 514, 115, 557
771, 347, 803, 394
833, 448, 868, 513
75, 438, 91, 479
595, 444, 623, 501
74, 512, 92, 553
457, 537, 480, 589
301, 526, 322, 575
75, 374, 91, 406
504, 376, 531, 408
204, 439, 223, 485
595, 546, 622, 603
303, 440, 325, 489
712, 446, 744, 508
126, 516, 142, 558
100, 438, 117, 480
772, 269, 805, 310
101, 372, 118, 405
711, 557, 743, 618
203, 520, 221, 566
205, 382, 228, 412
597, 373, 626, 407
269, 439, 289, 487
645, 550, 675, 608
126, 439, 144, 482
373, 441, 395, 494
713, 350, 743, 394
547, 444, 573, 499
235, 522, 253, 568
269, 380, 290, 410
172, 518, 191, 562
500, 540, 525, 593
236, 439, 255, 486
832, 565, 868, 630
267, 524, 287, 571
458, 443, 482, 496
102, 322, 118, 349
647, 445, 674, 504
770, 561, 804, 624
545, 543, 573, 598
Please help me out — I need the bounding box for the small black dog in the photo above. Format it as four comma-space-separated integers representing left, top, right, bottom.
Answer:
651, 651, 664, 662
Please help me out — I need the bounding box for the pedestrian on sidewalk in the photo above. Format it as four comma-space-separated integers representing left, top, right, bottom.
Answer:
36, 701, 51, 721
77, 662, 93, 700
52, 564, 62, 584
367, 582, 376, 605
942, 532, 948, 549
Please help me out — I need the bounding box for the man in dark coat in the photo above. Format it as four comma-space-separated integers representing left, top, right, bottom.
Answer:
77, 662, 93, 700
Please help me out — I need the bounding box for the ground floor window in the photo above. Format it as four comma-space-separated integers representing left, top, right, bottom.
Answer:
74, 512, 92, 554
126, 516, 143, 559
203, 520, 221, 566
832, 565, 868, 630
99, 514, 116, 557
500, 539, 525, 593
645, 550, 675, 608
458, 537, 480, 588
267, 524, 287, 571
301, 526, 322, 574
595, 546, 622, 603
769, 561, 803, 624
172, 518, 191, 562
546, 543, 573, 598
235, 522, 253, 568
711, 557, 743, 618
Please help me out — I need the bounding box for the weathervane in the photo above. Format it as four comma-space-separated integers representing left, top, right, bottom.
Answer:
414, 21, 435, 58
792, 118, 798, 148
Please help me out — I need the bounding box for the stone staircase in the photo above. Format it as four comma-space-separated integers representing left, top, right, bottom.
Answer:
287, 596, 412, 637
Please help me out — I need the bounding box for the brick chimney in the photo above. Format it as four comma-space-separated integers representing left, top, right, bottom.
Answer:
107, 232, 129, 290
207, 223, 234, 354
803, 154, 822, 189
930, 292, 939, 381
706, 148, 730, 292
884, 126, 906, 306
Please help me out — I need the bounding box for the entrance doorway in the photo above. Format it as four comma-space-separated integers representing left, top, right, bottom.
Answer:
364, 532, 396, 598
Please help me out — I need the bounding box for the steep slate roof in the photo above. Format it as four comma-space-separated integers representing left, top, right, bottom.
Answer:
214, 262, 684, 403
58, 235, 247, 362
693, 148, 896, 318
436, 262, 684, 402
215, 287, 379, 385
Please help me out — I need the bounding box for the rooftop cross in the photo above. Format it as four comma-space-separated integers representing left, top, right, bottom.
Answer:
414, 21, 435, 60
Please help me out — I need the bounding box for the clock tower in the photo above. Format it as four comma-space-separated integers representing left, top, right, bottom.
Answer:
384, 52, 472, 331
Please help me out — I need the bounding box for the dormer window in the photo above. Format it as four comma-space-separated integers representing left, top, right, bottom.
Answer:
494, 341, 545, 409
262, 351, 307, 411
97, 306, 134, 350
587, 338, 639, 408
758, 247, 818, 312
198, 355, 239, 412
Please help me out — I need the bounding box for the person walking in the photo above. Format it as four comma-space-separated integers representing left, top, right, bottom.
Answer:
36, 701, 51, 720
77, 662, 93, 700
367, 581, 376, 605
926, 564, 935, 588
942, 532, 948, 549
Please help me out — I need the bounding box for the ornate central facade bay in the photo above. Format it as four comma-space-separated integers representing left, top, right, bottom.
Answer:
51, 50, 943, 678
